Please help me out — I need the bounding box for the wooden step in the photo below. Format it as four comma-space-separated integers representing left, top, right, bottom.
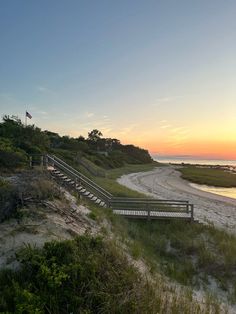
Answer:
76, 186, 83, 191
56, 173, 65, 177
83, 191, 90, 197
64, 178, 72, 183
53, 170, 61, 174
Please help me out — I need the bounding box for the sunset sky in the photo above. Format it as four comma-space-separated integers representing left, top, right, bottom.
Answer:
0, 1, 236, 159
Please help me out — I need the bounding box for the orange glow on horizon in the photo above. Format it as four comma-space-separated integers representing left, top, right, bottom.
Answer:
122, 138, 236, 160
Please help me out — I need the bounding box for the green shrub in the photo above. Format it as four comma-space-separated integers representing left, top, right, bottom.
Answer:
0, 236, 160, 313
0, 179, 18, 221
0, 138, 27, 170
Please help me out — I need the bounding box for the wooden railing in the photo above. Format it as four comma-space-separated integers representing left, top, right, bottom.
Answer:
31, 154, 195, 222
110, 198, 194, 221
46, 155, 112, 206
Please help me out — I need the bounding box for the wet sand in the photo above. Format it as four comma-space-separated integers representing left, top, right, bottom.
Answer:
117, 165, 236, 233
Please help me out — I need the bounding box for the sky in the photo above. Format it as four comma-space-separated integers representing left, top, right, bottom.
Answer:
0, 0, 236, 159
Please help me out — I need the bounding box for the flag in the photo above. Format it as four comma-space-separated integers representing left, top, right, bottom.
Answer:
26, 111, 32, 119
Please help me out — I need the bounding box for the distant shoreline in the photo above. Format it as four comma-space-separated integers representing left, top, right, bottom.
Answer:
153, 156, 236, 167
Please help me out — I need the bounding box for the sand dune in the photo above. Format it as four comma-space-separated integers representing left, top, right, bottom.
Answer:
117, 165, 236, 234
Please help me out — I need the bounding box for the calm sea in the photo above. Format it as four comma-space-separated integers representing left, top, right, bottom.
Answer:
152, 156, 236, 199
153, 156, 236, 167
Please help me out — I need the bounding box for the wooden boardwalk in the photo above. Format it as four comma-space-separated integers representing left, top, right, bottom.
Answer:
40, 154, 195, 222
113, 210, 192, 220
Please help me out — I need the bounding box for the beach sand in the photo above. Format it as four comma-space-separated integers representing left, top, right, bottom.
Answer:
117, 165, 236, 234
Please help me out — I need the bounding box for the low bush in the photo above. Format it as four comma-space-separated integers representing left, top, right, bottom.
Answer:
0, 236, 160, 313
0, 179, 18, 221
29, 178, 61, 200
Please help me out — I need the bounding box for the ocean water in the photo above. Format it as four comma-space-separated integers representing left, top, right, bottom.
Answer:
190, 183, 236, 199
153, 156, 236, 167
152, 155, 236, 199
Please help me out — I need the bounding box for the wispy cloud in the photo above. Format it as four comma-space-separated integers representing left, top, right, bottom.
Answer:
160, 124, 171, 129
160, 119, 172, 129
159, 119, 190, 148
117, 124, 138, 136
37, 110, 48, 115
85, 112, 94, 118
36, 85, 56, 95
151, 96, 183, 107
71, 114, 113, 137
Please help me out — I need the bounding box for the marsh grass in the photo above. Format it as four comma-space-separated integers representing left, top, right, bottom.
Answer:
179, 166, 236, 187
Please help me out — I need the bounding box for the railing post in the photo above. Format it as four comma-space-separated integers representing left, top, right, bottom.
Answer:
190, 204, 194, 223
29, 156, 32, 168
147, 203, 150, 221
45, 155, 48, 168
41, 155, 44, 169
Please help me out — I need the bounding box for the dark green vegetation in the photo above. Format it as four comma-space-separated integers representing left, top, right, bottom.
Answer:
0, 115, 154, 172
0, 235, 221, 314
0, 236, 162, 313
0, 171, 61, 223
0, 114, 157, 199
0, 179, 18, 222
179, 165, 236, 187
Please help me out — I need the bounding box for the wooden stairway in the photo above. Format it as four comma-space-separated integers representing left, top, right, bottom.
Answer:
44, 155, 195, 222
50, 168, 107, 207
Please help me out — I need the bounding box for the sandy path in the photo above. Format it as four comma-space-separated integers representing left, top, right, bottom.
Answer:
117, 165, 236, 233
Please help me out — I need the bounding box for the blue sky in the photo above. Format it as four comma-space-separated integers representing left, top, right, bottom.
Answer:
0, 1, 236, 157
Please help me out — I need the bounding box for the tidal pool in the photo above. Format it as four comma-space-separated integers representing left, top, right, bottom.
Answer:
190, 183, 236, 200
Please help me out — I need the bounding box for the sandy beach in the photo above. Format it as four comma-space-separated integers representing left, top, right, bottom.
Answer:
118, 165, 236, 234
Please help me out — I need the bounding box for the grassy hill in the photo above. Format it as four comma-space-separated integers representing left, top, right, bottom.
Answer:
0, 114, 235, 313
0, 115, 154, 174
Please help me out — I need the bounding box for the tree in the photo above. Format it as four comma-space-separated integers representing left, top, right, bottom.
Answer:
87, 129, 103, 142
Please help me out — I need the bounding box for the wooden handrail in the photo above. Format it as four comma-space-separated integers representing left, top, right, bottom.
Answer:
46, 155, 112, 204
41, 154, 195, 221
50, 155, 112, 197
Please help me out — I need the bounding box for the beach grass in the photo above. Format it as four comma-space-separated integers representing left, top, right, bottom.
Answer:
83, 164, 236, 306
105, 161, 159, 179
179, 165, 236, 187
89, 198, 236, 305
93, 162, 158, 197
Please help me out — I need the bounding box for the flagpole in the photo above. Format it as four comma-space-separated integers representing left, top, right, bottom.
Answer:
25, 111, 27, 126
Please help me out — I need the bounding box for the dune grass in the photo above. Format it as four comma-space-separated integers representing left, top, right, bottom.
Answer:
89, 200, 236, 305
124, 220, 236, 297
105, 161, 159, 179
0, 235, 216, 314
93, 162, 158, 198
179, 166, 236, 187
